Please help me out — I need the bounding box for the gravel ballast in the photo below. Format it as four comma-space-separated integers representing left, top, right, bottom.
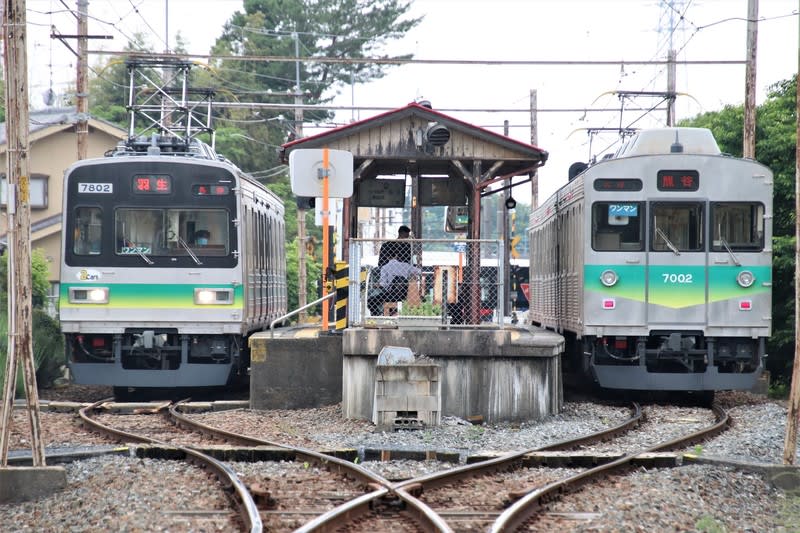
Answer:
1, 387, 798, 532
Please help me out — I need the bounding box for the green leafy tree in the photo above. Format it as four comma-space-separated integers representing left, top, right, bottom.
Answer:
680, 76, 797, 383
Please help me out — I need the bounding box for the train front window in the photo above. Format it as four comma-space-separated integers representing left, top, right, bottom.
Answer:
591, 202, 644, 251
115, 208, 230, 256
73, 207, 102, 255
651, 202, 704, 252
711, 202, 764, 251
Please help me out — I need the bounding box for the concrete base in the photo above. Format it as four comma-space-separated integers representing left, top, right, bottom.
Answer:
249, 324, 564, 424
249, 328, 343, 410
343, 325, 564, 423
0, 466, 67, 503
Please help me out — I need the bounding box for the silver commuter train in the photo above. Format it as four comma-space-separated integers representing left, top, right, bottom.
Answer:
528, 127, 772, 392
60, 136, 287, 393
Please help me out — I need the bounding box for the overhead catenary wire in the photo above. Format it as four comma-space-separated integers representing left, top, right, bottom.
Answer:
87, 50, 749, 67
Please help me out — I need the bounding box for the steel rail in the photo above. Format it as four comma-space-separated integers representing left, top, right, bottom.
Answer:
490, 402, 730, 532
290, 402, 643, 532
79, 398, 263, 533
170, 400, 453, 532
169, 400, 390, 487
168, 400, 642, 532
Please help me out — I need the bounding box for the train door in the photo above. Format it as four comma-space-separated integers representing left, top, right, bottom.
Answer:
647, 201, 706, 325
586, 201, 646, 328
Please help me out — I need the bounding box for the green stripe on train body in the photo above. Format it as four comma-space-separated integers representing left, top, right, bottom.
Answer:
59, 283, 244, 309
584, 264, 771, 309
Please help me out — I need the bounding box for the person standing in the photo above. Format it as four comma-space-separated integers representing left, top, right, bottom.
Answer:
378, 225, 412, 267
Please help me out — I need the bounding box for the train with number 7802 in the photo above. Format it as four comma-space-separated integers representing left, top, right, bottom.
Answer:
528, 127, 772, 397
60, 135, 287, 397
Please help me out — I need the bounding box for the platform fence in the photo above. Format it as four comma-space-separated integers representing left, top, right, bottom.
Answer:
347, 238, 507, 327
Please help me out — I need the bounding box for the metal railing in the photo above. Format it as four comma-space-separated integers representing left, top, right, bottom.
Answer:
270, 292, 336, 337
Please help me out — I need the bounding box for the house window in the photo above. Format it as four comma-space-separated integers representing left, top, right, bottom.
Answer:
1, 173, 49, 209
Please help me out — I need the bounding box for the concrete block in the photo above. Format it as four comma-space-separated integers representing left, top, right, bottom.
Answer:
0, 466, 67, 503
250, 333, 343, 410
373, 363, 441, 429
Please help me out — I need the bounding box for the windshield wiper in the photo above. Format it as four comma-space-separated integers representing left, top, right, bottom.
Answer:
178, 236, 202, 265
655, 227, 680, 256
136, 249, 154, 265
719, 236, 741, 266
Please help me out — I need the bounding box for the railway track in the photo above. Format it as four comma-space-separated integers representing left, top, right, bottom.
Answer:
80, 398, 442, 531
78, 400, 729, 532
491, 403, 729, 531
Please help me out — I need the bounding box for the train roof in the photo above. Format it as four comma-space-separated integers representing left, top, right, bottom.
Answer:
107, 134, 222, 160
613, 127, 722, 158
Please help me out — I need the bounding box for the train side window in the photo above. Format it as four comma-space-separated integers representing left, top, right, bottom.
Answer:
711, 202, 764, 251
73, 207, 102, 255
591, 202, 643, 251
651, 202, 704, 252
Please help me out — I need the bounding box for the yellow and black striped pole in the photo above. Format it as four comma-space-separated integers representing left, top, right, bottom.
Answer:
333, 261, 349, 330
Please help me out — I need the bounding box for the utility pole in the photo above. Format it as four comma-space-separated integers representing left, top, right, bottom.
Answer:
76, 0, 88, 159
660, 1, 686, 126
50, 2, 111, 158
743, 0, 759, 159
666, 49, 676, 126
0, 0, 46, 467
784, 0, 800, 466
529, 89, 538, 208
293, 32, 307, 320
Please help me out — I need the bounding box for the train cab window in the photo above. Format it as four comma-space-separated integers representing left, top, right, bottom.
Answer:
591, 202, 643, 251
651, 202, 704, 252
73, 207, 102, 255
115, 208, 230, 257
711, 202, 764, 251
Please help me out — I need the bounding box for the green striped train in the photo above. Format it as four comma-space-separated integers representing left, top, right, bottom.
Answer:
528, 127, 772, 396
60, 136, 287, 397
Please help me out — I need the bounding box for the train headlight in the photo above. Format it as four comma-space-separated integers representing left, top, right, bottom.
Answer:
69, 287, 109, 304
194, 288, 234, 305
600, 269, 619, 287
737, 270, 755, 288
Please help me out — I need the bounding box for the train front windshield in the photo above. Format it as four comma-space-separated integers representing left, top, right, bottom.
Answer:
64, 160, 238, 268
590, 201, 764, 253
73, 207, 231, 257
114, 208, 230, 256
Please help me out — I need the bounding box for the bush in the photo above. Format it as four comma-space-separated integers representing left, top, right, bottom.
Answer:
0, 310, 65, 397
0, 309, 65, 397
0, 247, 66, 397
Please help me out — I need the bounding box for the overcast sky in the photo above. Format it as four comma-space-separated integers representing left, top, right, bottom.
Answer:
26, 0, 799, 201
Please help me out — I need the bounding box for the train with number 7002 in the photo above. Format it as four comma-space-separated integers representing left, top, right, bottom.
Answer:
528, 127, 772, 396
59, 135, 287, 397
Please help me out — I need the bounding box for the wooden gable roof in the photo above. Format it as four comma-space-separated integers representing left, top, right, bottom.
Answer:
280, 102, 548, 179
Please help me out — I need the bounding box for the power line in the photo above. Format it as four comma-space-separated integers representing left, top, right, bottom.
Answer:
208, 101, 670, 115
87, 50, 748, 67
